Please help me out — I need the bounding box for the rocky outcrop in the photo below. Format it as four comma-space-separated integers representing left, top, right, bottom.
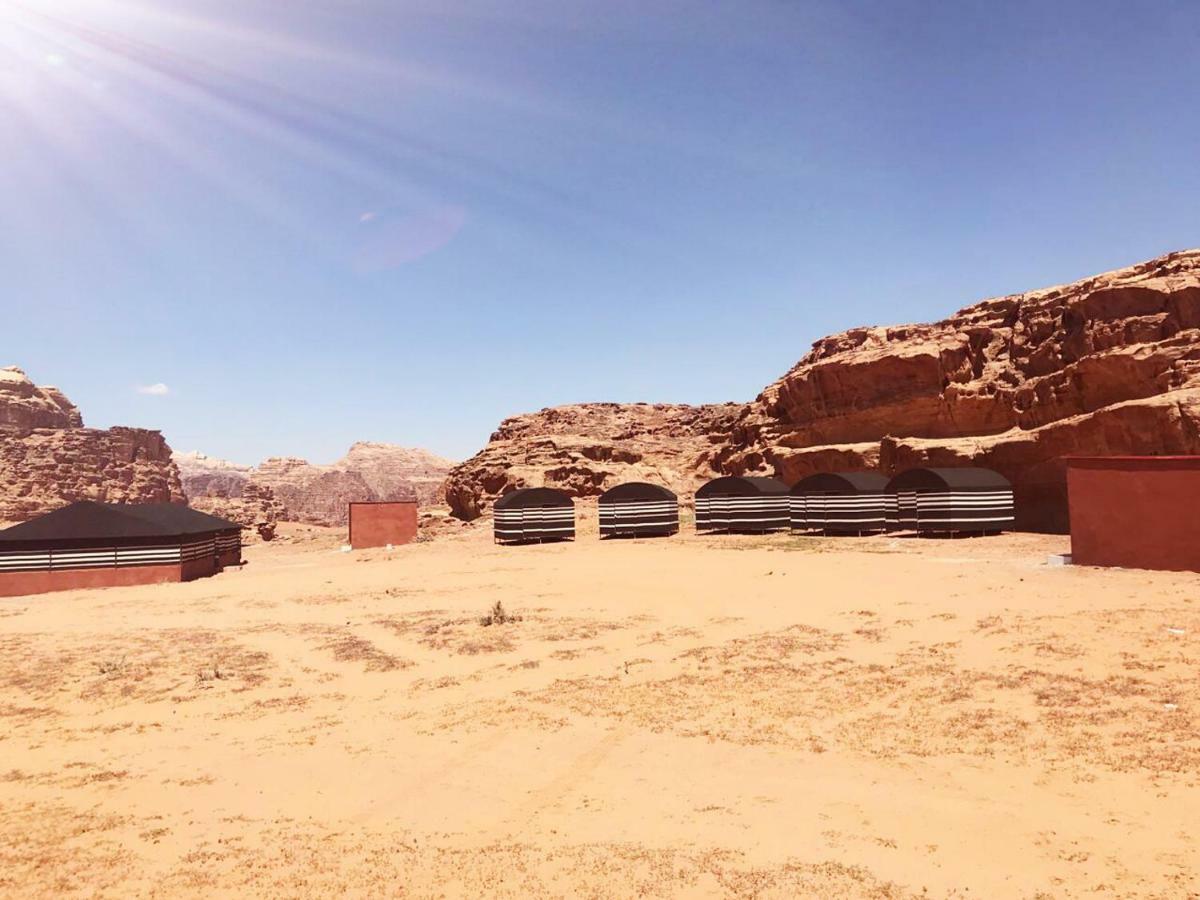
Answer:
174, 450, 253, 499
715, 249, 1200, 531
0, 368, 184, 521
178, 443, 454, 527
191, 482, 286, 541
337, 442, 452, 506
446, 250, 1200, 532
0, 366, 82, 430
445, 402, 743, 520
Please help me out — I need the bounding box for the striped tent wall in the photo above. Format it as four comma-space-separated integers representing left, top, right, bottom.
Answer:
791, 491, 890, 532
598, 484, 678, 538
912, 489, 1015, 531
695, 477, 790, 534
493, 488, 576, 544
790, 472, 890, 534
885, 467, 1014, 534
0, 541, 202, 574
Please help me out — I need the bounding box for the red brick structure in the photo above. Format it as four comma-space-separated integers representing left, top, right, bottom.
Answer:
348, 501, 418, 549
0, 501, 242, 597
1067, 456, 1200, 572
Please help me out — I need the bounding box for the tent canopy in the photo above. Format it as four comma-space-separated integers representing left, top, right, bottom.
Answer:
696, 476, 789, 498
791, 471, 889, 495
886, 467, 1011, 492
599, 482, 676, 503
0, 501, 240, 545
493, 487, 573, 510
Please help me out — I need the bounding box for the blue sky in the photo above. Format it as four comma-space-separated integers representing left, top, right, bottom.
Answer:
3, 0, 1198, 464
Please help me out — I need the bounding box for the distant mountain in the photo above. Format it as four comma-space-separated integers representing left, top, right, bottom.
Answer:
176, 442, 455, 526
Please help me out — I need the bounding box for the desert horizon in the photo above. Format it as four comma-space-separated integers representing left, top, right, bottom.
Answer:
6, 2, 1200, 896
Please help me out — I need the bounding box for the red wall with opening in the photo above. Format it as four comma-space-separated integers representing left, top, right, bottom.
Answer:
1068, 456, 1200, 572
349, 501, 419, 549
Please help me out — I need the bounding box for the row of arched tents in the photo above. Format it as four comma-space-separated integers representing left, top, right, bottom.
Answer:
493, 467, 1015, 544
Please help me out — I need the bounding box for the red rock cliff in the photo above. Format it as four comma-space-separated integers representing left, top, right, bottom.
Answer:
716, 249, 1200, 531
0, 367, 185, 522
445, 402, 743, 520
447, 250, 1200, 531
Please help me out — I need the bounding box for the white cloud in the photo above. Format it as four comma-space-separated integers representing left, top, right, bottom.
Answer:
136, 383, 170, 396
359, 211, 378, 223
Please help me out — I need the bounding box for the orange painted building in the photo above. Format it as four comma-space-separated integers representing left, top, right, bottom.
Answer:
1067, 456, 1200, 572
348, 501, 418, 549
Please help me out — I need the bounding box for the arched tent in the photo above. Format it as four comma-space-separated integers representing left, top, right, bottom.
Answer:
790, 471, 890, 534
695, 476, 789, 533
493, 488, 575, 544
598, 482, 678, 538
885, 467, 1013, 534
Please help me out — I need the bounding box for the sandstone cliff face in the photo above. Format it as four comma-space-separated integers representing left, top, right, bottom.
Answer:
178, 443, 453, 527
447, 250, 1200, 532
0, 366, 82, 430
337, 442, 452, 506
444, 402, 743, 520
191, 482, 287, 541
174, 450, 254, 499
0, 368, 184, 521
716, 249, 1200, 531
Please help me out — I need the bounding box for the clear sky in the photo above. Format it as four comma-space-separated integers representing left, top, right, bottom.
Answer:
3, 0, 1198, 464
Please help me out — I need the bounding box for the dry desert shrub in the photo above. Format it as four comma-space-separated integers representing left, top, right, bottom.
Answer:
323, 634, 412, 672
479, 600, 520, 627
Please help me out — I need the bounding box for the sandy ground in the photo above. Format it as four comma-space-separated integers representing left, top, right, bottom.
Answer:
1, 514, 1198, 898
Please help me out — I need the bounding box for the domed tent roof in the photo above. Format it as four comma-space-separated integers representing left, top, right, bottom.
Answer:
598, 482, 676, 503
886, 467, 1011, 492
790, 472, 889, 495
695, 476, 789, 497
493, 487, 573, 510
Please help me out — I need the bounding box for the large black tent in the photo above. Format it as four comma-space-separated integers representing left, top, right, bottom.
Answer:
493, 488, 575, 544
694, 476, 790, 533
885, 467, 1014, 534
0, 501, 242, 595
598, 482, 679, 538
790, 471, 890, 534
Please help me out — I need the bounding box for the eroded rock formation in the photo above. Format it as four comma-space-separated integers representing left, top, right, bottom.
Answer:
448, 250, 1200, 531
715, 249, 1200, 531
0, 368, 184, 522
178, 443, 454, 527
444, 402, 743, 520
191, 482, 287, 541
174, 451, 254, 500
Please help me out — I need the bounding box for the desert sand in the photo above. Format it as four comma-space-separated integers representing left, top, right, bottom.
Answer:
1, 513, 1197, 898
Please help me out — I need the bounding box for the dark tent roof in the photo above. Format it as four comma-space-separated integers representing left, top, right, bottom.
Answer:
493, 487, 573, 510
0, 501, 240, 544
696, 476, 789, 497
598, 482, 676, 502
886, 467, 1011, 492
791, 471, 889, 495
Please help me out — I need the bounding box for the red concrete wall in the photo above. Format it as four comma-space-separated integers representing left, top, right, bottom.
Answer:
0, 563, 183, 598
1068, 457, 1200, 572
349, 501, 418, 549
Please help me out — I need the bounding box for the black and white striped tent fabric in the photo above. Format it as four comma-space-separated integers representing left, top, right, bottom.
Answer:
790, 471, 890, 534
598, 483, 678, 538
885, 467, 1014, 533
493, 488, 575, 544
0, 501, 241, 574
695, 476, 790, 533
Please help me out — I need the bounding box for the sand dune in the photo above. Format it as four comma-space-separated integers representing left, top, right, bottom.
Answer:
1, 522, 1197, 897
